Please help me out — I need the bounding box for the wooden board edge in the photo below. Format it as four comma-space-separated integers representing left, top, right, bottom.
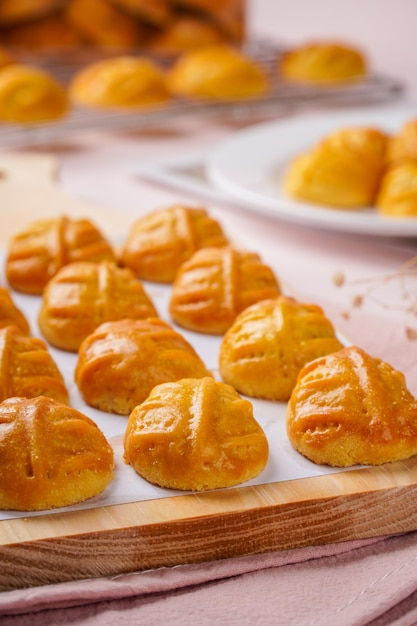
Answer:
1, 458, 417, 590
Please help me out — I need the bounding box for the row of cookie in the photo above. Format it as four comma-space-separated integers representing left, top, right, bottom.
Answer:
0, 44, 267, 124
284, 117, 417, 217
5, 206, 222, 292
0, 39, 368, 124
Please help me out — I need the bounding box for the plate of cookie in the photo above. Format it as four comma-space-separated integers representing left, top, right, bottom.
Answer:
206, 104, 417, 237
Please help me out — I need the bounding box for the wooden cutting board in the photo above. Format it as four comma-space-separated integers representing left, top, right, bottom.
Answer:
1, 155, 417, 591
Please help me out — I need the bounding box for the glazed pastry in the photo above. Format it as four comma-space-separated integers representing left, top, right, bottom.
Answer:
376, 161, 417, 217
121, 205, 228, 283
0, 64, 68, 124
284, 126, 388, 208
169, 246, 281, 335
0, 395, 114, 511
219, 296, 344, 401
167, 44, 268, 100
66, 0, 143, 47
38, 260, 158, 352
286, 345, 417, 467
124, 376, 269, 491
0, 287, 30, 335
279, 41, 367, 85
149, 16, 222, 54
6, 215, 116, 295
75, 317, 212, 415
0, 325, 69, 404
386, 118, 417, 165
69, 56, 171, 109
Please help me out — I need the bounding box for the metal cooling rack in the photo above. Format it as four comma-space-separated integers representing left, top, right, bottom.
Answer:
0, 40, 405, 149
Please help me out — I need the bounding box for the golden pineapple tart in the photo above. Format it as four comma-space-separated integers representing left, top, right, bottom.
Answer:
219, 295, 344, 401
167, 44, 268, 100
376, 161, 417, 217
0, 395, 114, 511
169, 245, 281, 335
121, 205, 228, 283
0, 287, 30, 335
0, 325, 69, 404
6, 215, 116, 295
38, 260, 158, 352
279, 41, 368, 85
75, 318, 212, 415
286, 345, 417, 467
69, 56, 171, 109
284, 126, 388, 208
124, 376, 269, 491
0, 64, 69, 124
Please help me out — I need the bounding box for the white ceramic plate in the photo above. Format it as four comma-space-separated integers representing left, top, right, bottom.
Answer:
206, 104, 417, 237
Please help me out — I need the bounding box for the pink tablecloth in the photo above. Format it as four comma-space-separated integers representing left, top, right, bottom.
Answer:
1, 533, 417, 626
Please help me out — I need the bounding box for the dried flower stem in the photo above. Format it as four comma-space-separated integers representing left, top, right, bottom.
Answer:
333, 256, 417, 339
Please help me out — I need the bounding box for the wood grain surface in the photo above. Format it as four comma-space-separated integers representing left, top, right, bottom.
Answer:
1, 458, 417, 590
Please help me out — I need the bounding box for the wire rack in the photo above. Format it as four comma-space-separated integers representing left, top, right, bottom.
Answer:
0, 39, 405, 149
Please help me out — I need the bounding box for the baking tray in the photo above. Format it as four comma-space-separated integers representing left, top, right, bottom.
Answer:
0, 39, 405, 149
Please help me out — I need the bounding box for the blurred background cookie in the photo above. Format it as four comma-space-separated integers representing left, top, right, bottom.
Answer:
0, 63, 68, 123
69, 55, 171, 108
283, 126, 388, 209
167, 43, 268, 100
279, 40, 368, 85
